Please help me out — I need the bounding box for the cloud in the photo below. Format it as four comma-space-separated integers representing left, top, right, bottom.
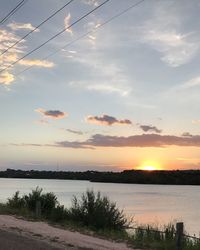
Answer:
144, 30, 198, 67
192, 120, 200, 124
69, 81, 130, 97
35, 108, 67, 119
0, 71, 14, 85
13, 133, 200, 150
0, 28, 24, 85
7, 22, 39, 31
64, 13, 73, 35
167, 76, 200, 94
55, 133, 200, 149
182, 132, 192, 137
86, 83, 130, 96
0, 25, 53, 85
67, 49, 132, 97
180, 77, 200, 90
139, 3, 199, 67
68, 50, 77, 54
56, 140, 93, 149
139, 125, 162, 133
86, 115, 132, 126
35, 119, 49, 125
88, 34, 96, 45
19, 59, 54, 68
66, 129, 84, 135
11, 143, 44, 147
82, 0, 99, 6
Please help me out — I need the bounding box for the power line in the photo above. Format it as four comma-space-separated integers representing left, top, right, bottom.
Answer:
0, 0, 28, 25
0, 0, 75, 56
14, 0, 145, 77
0, 0, 111, 74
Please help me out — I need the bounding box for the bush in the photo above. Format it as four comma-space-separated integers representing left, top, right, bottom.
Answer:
6, 188, 128, 231
7, 191, 25, 209
7, 187, 58, 217
23, 187, 58, 216
67, 190, 128, 230
50, 205, 68, 222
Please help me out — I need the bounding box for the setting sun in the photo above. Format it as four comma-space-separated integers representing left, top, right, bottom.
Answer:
137, 161, 161, 171
142, 165, 157, 171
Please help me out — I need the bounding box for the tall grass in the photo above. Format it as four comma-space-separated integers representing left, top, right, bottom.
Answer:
130, 224, 200, 250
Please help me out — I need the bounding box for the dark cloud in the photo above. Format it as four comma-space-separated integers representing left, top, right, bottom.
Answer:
12, 134, 200, 150
139, 125, 162, 133
182, 132, 193, 137
35, 119, 49, 125
11, 143, 44, 147
35, 108, 67, 119
55, 133, 200, 149
56, 141, 93, 149
66, 129, 83, 135
86, 114, 132, 126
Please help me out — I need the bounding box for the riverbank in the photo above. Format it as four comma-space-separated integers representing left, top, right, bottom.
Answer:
0, 215, 134, 250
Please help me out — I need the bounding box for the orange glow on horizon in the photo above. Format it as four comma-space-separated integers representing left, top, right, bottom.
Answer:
136, 160, 161, 171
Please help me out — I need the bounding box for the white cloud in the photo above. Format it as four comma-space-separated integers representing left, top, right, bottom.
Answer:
82, 0, 99, 7
0, 29, 23, 85
64, 13, 73, 35
142, 29, 198, 67
0, 25, 54, 85
7, 22, 39, 31
88, 34, 96, 45
86, 83, 130, 96
168, 76, 200, 92
70, 80, 131, 97
68, 50, 77, 54
19, 59, 54, 68
181, 77, 200, 89
139, 3, 199, 67
0, 71, 14, 85
83, 20, 101, 45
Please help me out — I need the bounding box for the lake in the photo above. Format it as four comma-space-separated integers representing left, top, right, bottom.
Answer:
0, 178, 199, 235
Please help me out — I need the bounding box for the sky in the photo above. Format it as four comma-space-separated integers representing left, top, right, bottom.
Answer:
0, 0, 200, 171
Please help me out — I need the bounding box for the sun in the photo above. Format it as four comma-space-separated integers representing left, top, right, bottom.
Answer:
137, 161, 161, 171
142, 165, 157, 171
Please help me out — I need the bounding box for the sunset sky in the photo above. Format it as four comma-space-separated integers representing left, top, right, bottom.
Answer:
0, 0, 200, 171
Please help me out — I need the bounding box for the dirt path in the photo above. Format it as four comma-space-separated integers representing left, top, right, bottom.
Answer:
0, 229, 65, 250
0, 215, 137, 250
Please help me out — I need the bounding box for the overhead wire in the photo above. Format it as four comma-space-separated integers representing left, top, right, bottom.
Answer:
0, 0, 145, 79
14, 0, 145, 76
0, 0, 28, 24
0, 0, 75, 56
0, 0, 111, 74
14, 0, 145, 77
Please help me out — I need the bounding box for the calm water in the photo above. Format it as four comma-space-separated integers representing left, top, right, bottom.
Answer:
0, 178, 199, 235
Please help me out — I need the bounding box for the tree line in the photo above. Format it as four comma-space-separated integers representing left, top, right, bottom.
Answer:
1, 168, 200, 185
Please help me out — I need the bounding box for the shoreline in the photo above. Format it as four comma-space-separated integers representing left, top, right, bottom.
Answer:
0, 215, 134, 250
1, 177, 200, 186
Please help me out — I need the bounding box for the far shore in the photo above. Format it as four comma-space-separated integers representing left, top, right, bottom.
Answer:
1, 168, 200, 185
